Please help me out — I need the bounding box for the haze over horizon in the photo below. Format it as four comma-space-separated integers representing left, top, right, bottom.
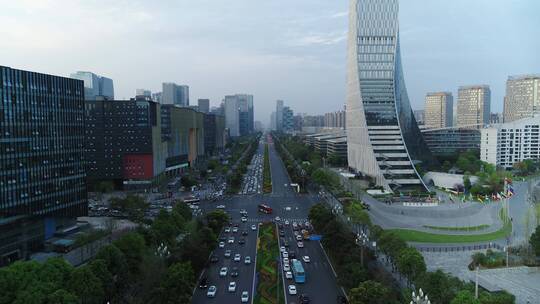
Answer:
1, 0, 538, 125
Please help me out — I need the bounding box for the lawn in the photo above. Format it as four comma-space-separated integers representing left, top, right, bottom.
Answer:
422, 224, 490, 232
389, 220, 511, 243
254, 223, 280, 304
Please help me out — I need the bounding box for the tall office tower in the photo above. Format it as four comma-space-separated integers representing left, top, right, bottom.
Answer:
346, 0, 436, 192
276, 100, 284, 131
162, 83, 189, 106
198, 99, 210, 113
152, 92, 162, 103
1, 66, 87, 265
136, 89, 152, 97
424, 92, 453, 129
503, 75, 540, 123
224, 94, 254, 137
282, 106, 294, 132
270, 111, 277, 130
456, 85, 491, 129
70, 71, 114, 100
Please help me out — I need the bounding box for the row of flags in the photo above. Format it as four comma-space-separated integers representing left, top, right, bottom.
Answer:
449, 185, 515, 204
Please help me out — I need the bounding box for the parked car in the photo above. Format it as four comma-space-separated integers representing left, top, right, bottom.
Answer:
285, 271, 293, 279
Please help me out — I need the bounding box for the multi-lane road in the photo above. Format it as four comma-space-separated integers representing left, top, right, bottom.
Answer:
192, 136, 345, 303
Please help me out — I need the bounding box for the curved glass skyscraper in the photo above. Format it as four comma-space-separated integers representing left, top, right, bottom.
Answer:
346, 0, 436, 192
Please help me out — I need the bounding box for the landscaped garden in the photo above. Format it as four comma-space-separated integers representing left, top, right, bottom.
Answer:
254, 223, 281, 304
263, 144, 272, 193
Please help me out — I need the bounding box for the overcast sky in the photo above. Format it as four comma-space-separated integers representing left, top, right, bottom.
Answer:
1, 0, 539, 126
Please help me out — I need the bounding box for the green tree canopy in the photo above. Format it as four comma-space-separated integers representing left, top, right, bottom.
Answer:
396, 247, 427, 283
113, 232, 147, 277
67, 266, 104, 304
450, 290, 480, 304
531, 225, 540, 256
205, 210, 230, 234
349, 280, 391, 304
156, 262, 195, 304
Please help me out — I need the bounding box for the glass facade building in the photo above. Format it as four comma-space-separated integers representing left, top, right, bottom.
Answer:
1, 66, 87, 264
346, 0, 436, 192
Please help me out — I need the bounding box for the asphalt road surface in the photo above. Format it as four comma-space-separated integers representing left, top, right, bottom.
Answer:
192, 136, 345, 304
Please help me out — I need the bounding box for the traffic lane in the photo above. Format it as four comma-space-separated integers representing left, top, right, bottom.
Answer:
282, 224, 343, 304
213, 223, 257, 303
192, 222, 258, 304
267, 142, 294, 196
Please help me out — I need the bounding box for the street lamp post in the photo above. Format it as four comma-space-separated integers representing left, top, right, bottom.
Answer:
410, 289, 430, 304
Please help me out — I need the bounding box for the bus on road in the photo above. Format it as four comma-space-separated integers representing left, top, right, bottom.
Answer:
258, 204, 272, 214
291, 259, 305, 283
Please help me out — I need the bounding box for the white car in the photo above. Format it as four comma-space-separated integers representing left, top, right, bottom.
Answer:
207, 285, 217, 297
297, 241, 304, 248
296, 235, 303, 241
285, 207, 292, 211
228, 237, 235, 244
234, 253, 241, 262
280, 246, 286, 253
219, 242, 225, 248
241, 291, 249, 303
285, 271, 293, 279
225, 227, 231, 233
232, 227, 238, 233
285, 220, 289, 225
228, 281, 236, 292
283, 257, 289, 264
302, 256, 310, 263
244, 256, 251, 265
217, 205, 226, 209
275, 216, 281, 221
251, 224, 257, 231
219, 267, 228, 277
283, 264, 290, 272
282, 251, 288, 258
241, 217, 247, 222
288, 285, 297, 295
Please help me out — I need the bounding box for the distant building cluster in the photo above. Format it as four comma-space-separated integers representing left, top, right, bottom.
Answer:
0, 66, 240, 266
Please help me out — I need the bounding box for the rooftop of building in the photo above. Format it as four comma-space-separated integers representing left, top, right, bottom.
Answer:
508, 74, 540, 80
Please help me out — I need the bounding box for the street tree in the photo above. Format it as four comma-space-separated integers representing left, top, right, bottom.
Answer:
450, 290, 480, 304
349, 280, 391, 304
68, 266, 104, 304
156, 262, 195, 303
113, 232, 147, 277
205, 210, 230, 234
530, 225, 540, 257
396, 247, 427, 285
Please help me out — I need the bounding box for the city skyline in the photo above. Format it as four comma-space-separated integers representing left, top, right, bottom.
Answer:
1, 0, 538, 125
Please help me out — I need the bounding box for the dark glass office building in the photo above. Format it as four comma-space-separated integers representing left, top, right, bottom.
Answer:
0, 66, 87, 265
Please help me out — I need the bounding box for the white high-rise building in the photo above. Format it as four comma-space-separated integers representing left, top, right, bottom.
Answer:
503, 75, 540, 123
456, 85, 490, 129
70, 71, 114, 100
424, 92, 453, 129
481, 116, 540, 169
345, 0, 436, 192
